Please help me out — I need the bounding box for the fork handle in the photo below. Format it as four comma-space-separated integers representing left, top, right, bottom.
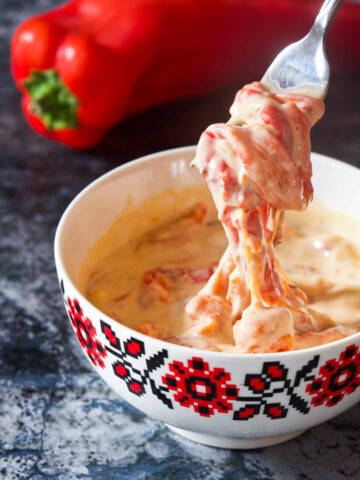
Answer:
313, 0, 344, 40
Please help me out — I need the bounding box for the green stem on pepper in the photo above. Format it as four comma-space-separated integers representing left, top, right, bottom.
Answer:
23, 69, 78, 131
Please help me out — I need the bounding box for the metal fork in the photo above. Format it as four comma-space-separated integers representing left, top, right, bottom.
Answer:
262, 0, 344, 99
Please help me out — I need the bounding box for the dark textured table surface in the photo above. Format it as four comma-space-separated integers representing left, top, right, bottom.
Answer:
1, 1, 360, 479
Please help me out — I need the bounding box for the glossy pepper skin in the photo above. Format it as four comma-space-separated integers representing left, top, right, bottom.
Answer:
11, 0, 360, 149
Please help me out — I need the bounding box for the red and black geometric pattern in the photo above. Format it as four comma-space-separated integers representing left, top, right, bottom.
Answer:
100, 320, 173, 407
60, 281, 360, 421
233, 357, 319, 420
234, 362, 289, 420
162, 358, 238, 417
306, 344, 360, 407
67, 296, 107, 369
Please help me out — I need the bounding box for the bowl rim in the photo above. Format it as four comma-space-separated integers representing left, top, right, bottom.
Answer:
54, 145, 360, 361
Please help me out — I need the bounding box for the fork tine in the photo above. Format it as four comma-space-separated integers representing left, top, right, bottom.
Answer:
262, 0, 344, 98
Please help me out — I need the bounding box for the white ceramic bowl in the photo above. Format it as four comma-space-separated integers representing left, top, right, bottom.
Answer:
54, 147, 360, 449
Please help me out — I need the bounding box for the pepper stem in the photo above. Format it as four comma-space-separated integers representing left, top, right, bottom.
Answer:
23, 69, 79, 131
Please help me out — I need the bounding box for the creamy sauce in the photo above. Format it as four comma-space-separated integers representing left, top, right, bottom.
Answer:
81, 186, 360, 352
187, 81, 333, 353
81, 80, 359, 353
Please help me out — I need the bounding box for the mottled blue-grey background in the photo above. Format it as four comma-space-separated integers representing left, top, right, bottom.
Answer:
1, 1, 359, 479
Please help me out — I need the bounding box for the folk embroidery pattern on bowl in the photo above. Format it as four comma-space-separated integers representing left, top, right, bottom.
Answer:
233, 357, 319, 420
61, 285, 360, 420
66, 296, 107, 369
162, 358, 238, 417
100, 319, 173, 408
306, 344, 360, 407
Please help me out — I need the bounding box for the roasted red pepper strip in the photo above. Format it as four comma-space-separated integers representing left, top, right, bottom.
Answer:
11, 0, 360, 149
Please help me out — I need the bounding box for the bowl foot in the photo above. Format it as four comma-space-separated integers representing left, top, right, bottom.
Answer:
166, 424, 306, 449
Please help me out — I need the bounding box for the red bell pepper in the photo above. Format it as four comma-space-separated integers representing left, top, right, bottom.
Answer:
11, 0, 360, 149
